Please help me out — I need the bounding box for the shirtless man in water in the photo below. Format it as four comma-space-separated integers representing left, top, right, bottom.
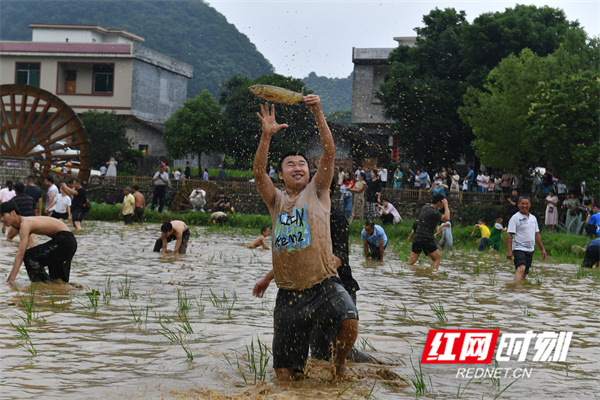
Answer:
153, 220, 190, 254
1, 200, 77, 285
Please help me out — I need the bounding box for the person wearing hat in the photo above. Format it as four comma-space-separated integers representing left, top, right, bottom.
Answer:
189, 185, 206, 212
118, 187, 135, 225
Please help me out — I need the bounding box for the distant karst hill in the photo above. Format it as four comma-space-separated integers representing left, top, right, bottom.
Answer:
1, 0, 354, 114
0, 0, 274, 99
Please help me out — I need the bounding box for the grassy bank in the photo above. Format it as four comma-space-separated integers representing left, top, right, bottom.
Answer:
86, 202, 591, 265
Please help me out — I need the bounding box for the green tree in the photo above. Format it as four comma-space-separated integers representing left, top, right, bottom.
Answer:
80, 111, 131, 168
219, 74, 315, 168
460, 31, 597, 180
378, 5, 580, 170
525, 70, 600, 195
163, 90, 223, 170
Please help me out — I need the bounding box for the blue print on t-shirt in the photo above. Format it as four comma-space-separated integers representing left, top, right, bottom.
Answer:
273, 204, 312, 255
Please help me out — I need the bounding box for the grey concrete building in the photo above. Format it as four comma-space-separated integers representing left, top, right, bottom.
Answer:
351, 36, 416, 165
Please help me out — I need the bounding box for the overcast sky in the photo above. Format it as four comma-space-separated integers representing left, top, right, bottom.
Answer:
207, 0, 599, 79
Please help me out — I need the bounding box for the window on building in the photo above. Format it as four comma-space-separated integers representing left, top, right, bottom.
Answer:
16, 63, 40, 87
93, 65, 114, 93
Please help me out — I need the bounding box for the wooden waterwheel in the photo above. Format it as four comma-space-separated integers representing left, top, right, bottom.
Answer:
0, 84, 92, 184
170, 180, 222, 213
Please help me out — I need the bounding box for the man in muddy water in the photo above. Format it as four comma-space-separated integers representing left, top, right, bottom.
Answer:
406, 194, 451, 268
2, 200, 77, 285
506, 196, 547, 282
254, 178, 376, 364
153, 220, 190, 254
252, 95, 358, 380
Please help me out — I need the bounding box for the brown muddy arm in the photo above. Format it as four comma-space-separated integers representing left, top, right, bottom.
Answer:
305, 95, 335, 199
254, 103, 288, 207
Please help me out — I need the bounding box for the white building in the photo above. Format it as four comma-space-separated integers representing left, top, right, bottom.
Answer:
0, 23, 193, 161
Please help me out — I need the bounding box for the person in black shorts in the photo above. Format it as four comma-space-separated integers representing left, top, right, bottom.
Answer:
1, 200, 77, 284
406, 194, 450, 268
582, 238, 600, 268
62, 180, 86, 231
153, 220, 190, 254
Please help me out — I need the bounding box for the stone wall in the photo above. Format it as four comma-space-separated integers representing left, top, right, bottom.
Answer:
0, 157, 32, 186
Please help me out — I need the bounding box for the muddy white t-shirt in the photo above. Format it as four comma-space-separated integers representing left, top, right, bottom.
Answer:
507, 212, 539, 252
269, 180, 337, 290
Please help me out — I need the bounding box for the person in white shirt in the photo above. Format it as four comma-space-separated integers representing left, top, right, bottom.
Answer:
43, 175, 59, 216
0, 180, 16, 203
52, 185, 72, 222
506, 196, 547, 282
189, 185, 206, 211
377, 167, 388, 187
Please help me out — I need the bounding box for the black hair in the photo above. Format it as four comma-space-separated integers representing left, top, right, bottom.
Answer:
26, 175, 35, 182
133, 185, 139, 191
161, 221, 173, 233
74, 179, 82, 185
0, 200, 20, 215
360, 172, 366, 180
431, 193, 445, 204
260, 226, 270, 235
381, 197, 389, 203
5, 180, 14, 191
44, 175, 54, 184
365, 219, 375, 228
14, 182, 25, 194
278, 150, 308, 172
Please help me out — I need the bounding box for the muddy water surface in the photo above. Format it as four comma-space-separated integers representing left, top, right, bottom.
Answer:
0, 221, 598, 399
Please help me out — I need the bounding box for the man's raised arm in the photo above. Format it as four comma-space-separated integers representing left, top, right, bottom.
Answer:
305, 95, 335, 197
254, 103, 288, 207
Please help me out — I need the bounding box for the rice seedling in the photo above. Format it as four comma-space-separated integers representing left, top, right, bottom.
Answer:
118, 275, 135, 299
17, 285, 42, 325
208, 289, 237, 318
103, 275, 112, 305
178, 308, 193, 334
364, 381, 378, 399
337, 381, 355, 398
457, 376, 475, 398
358, 336, 377, 352
49, 292, 71, 310
408, 357, 430, 395
11, 320, 36, 356
395, 302, 416, 324
487, 273, 497, 286
156, 314, 194, 361
129, 302, 146, 325
430, 300, 448, 324
515, 301, 534, 316
493, 378, 518, 399
177, 288, 194, 313
225, 336, 271, 384
84, 288, 100, 314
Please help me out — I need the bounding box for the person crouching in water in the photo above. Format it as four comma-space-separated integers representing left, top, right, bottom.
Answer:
2, 200, 77, 285
153, 220, 190, 254
248, 226, 270, 249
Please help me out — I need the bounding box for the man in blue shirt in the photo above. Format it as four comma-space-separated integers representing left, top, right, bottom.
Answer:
361, 220, 387, 261
467, 165, 475, 192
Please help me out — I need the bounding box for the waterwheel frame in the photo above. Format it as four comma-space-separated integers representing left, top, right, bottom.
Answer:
0, 84, 92, 184
170, 180, 222, 213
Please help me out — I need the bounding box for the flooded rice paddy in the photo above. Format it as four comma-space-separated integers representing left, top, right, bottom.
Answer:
0, 221, 598, 399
